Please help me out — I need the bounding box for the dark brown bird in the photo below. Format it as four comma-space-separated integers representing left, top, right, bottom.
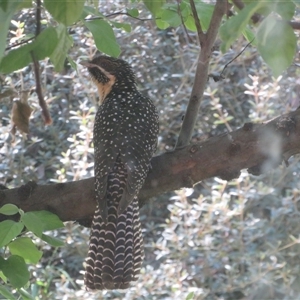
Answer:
81, 56, 159, 290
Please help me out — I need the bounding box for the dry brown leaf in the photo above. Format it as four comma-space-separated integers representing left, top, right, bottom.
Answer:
11, 98, 33, 135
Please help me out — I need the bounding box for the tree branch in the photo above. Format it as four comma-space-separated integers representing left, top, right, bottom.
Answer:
1, 109, 300, 222
30, 0, 52, 125
189, 0, 205, 45
176, 0, 226, 148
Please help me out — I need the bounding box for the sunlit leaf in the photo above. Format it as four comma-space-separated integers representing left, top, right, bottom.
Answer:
155, 19, 169, 30
8, 237, 42, 264
186, 292, 194, 300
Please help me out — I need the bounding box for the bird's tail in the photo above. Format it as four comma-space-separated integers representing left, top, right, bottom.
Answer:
84, 197, 144, 290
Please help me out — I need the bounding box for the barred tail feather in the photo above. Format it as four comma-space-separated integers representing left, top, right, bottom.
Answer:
84, 197, 144, 290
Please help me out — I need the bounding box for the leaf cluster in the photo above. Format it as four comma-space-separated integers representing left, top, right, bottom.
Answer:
0, 204, 64, 299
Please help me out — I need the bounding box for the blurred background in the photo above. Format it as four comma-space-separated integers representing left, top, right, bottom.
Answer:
1, 2, 300, 299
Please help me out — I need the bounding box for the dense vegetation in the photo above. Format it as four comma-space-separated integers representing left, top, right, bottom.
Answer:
1, 0, 300, 299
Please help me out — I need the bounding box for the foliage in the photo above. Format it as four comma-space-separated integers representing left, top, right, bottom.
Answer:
0, 204, 64, 298
0, 0, 299, 76
1, 0, 300, 299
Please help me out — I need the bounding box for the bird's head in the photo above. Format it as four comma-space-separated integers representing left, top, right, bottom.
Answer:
80, 56, 136, 104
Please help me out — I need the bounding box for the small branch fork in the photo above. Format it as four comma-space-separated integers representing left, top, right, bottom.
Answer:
176, 0, 227, 149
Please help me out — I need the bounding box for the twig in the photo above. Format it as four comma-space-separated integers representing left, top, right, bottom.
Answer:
177, 0, 192, 43
30, 52, 52, 125
5, 37, 35, 51
176, 0, 227, 149
189, 0, 205, 45
36, 0, 41, 35
31, 0, 52, 125
85, 11, 152, 22
220, 38, 254, 77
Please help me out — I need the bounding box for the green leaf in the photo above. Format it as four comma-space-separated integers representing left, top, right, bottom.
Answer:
244, 0, 295, 20
256, 15, 296, 77
186, 292, 194, 300
21, 210, 64, 237
184, 15, 196, 31
0, 27, 58, 74
17, 288, 34, 300
274, 0, 295, 19
195, 2, 215, 31
143, 0, 165, 16
44, 0, 85, 26
242, 26, 256, 45
32, 211, 64, 231
161, 7, 182, 27
294, 0, 300, 6
127, 8, 139, 18
0, 204, 19, 216
0, 43, 32, 73
41, 234, 64, 247
67, 55, 77, 71
0, 255, 29, 288
0, 0, 22, 61
8, 237, 42, 264
50, 24, 73, 72
21, 212, 44, 237
0, 221, 24, 247
32, 27, 58, 60
155, 19, 169, 30
111, 21, 132, 33
220, 2, 264, 52
0, 284, 17, 300
0, 270, 7, 283
85, 19, 120, 57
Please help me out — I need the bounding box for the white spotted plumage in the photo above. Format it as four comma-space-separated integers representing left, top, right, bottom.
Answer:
83, 56, 159, 290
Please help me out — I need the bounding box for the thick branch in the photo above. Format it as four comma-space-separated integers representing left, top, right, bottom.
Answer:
1, 109, 300, 222
176, 0, 226, 148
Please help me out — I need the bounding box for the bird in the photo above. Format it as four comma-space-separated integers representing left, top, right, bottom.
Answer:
80, 55, 159, 290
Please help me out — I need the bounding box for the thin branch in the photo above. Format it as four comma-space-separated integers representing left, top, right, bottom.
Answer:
176, 0, 227, 149
30, 0, 52, 125
5, 37, 35, 51
85, 12, 152, 22
220, 38, 254, 77
177, 0, 192, 43
35, 0, 41, 35
189, 0, 205, 45
30, 52, 52, 125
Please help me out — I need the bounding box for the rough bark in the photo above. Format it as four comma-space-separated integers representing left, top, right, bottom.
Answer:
1, 109, 300, 222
